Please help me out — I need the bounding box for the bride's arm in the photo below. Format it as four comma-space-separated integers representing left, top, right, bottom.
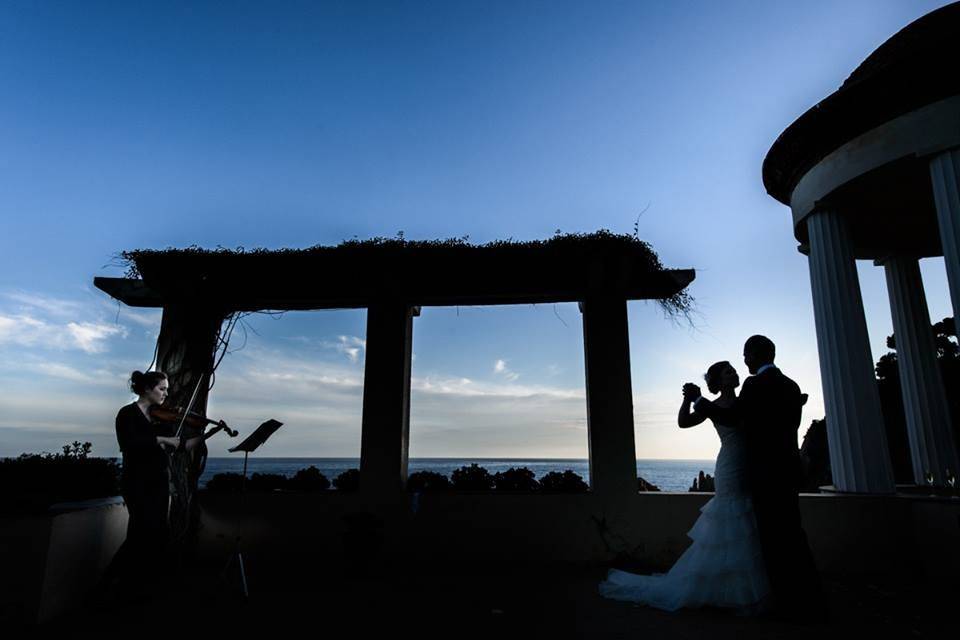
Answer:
678, 397, 708, 428
694, 378, 755, 425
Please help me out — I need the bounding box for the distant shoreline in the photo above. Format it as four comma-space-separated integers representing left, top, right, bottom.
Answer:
200, 457, 715, 461
198, 457, 717, 491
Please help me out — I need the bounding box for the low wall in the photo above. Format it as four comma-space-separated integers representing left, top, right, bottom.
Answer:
5, 491, 955, 625
195, 491, 960, 582
0, 497, 127, 626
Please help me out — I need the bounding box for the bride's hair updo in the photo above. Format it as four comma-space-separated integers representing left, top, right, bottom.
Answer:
704, 361, 731, 395
130, 370, 167, 395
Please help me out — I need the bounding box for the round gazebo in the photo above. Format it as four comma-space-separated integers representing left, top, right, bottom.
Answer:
763, 2, 960, 493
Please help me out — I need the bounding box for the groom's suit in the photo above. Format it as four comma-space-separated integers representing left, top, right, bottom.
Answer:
695, 366, 824, 618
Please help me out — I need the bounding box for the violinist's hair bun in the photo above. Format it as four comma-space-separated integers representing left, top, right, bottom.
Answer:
130, 370, 167, 395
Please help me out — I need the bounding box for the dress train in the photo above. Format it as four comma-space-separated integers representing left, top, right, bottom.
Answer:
598, 423, 771, 613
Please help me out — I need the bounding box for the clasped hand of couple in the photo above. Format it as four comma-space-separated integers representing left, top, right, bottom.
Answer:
679, 382, 809, 406
681, 383, 702, 403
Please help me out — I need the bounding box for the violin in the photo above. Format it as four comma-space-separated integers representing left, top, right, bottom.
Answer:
150, 405, 239, 438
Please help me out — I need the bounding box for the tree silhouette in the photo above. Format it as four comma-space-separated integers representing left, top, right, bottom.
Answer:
450, 463, 495, 491
539, 470, 588, 492
492, 467, 540, 491
407, 470, 450, 492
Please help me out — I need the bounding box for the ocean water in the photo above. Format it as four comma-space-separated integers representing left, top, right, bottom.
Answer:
199, 458, 716, 492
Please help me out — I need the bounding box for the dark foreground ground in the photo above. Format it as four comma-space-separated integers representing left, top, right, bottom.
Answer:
42, 559, 953, 639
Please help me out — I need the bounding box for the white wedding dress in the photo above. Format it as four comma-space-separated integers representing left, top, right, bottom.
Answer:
598, 419, 771, 613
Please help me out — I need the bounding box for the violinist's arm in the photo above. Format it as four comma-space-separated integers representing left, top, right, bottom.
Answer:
185, 435, 204, 452
156, 422, 181, 450
156, 435, 181, 449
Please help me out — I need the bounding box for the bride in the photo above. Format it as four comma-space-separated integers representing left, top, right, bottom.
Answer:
598, 361, 771, 614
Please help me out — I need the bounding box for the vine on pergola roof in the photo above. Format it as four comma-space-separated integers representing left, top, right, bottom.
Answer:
119, 229, 694, 320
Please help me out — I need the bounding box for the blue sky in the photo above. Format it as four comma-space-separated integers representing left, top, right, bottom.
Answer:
1, 0, 954, 460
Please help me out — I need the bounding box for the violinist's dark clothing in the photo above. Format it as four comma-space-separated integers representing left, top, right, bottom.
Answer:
116, 402, 173, 481
106, 402, 175, 596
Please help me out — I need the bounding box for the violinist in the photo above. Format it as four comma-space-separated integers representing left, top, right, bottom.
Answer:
106, 370, 188, 600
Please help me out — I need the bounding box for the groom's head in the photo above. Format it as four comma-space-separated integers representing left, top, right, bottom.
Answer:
743, 335, 775, 374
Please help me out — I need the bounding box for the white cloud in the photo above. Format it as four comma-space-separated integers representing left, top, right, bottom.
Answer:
0, 313, 123, 352
67, 321, 127, 353
335, 335, 366, 363
3, 291, 84, 318
413, 372, 579, 400
284, 334, 366, 363
26, 361, 120, 386
116, 307, 162, 328
0, 288, 145, 354
493, 358, 520, 381
32, 362, 97, 383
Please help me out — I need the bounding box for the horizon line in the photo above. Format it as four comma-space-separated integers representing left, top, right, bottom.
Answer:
201, 456, 715, 461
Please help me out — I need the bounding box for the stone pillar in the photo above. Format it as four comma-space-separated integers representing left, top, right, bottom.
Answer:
579, 295, 637, 500
156, 304, 226, 412
155, 304, 228, 562
879, 255, 960, 486
930, 148, 960, 340
359, 301, 418, 496
806, 209, 895, 493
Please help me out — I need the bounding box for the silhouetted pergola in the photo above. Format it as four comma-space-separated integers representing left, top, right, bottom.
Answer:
95, 232, 694, 501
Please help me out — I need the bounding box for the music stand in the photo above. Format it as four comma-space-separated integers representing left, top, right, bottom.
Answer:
221, 418, 283, 599
229, 419, 283, 490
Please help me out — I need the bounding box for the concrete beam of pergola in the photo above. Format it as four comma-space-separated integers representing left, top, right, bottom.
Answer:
94, 247, 693, 311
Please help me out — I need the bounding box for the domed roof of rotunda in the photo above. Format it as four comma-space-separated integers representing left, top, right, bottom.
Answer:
763, 1, 960, 206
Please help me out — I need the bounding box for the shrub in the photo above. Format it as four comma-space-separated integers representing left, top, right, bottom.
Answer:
248, 472, 288, 491
205, 472, 246, 493
288, 466, 331, 491
637, 476, 660, 492
333, 468, 361, 492
539, 470, 588, 493
800, 418, 830, 491
407, 470, 450, 492
492, 467, 540, 491
0, 442, 120, 513
450, 463, 494, 491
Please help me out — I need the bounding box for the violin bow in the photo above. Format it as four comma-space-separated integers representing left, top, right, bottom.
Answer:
174, 373, 206, 443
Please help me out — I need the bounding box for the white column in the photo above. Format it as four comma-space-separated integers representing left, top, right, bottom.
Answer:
807, 209, 895, 493
880, 255, 960, 486
930, 148, 960, 340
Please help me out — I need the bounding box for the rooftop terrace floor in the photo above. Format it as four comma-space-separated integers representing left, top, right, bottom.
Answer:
46, 562, 954, 638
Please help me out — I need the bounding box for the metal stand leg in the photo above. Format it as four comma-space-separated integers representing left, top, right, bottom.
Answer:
237, 548, 249, 599
220, 535, 250, 600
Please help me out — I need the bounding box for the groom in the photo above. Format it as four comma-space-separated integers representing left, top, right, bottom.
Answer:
684, 335, 826, 622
